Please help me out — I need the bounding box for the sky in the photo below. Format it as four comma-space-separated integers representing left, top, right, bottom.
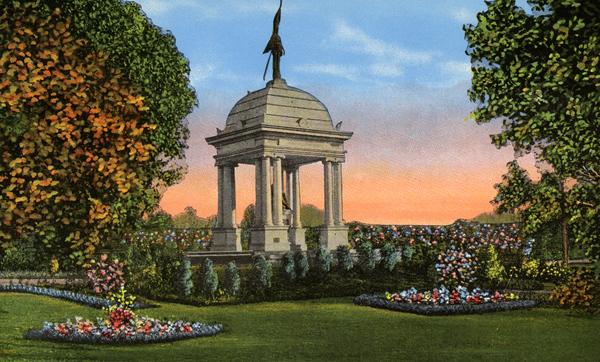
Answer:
134, 0, 536, 225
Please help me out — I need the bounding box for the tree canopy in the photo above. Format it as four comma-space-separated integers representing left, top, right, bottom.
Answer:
0, 0, 196, 264
465, 0, 599, 261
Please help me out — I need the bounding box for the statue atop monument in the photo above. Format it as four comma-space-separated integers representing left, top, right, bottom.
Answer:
263, 0, 285, 81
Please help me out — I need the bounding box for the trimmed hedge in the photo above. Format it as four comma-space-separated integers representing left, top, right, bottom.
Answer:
353, 294, 538, 316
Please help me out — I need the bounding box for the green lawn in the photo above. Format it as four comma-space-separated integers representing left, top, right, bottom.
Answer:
1, 293, 599, 361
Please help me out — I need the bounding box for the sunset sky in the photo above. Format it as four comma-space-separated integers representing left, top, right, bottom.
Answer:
136, 0, 536, 225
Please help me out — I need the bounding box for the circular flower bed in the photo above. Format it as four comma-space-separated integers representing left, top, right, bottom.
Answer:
0, 284, 151, 309
25, 316, 223, 344
353, 286, 537, 316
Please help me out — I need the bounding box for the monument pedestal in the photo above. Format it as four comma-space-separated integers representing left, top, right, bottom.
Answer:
288, 227, 306, 251
212, 228, 242, 251
319, 225, 348, 250
250, 226, 290, 252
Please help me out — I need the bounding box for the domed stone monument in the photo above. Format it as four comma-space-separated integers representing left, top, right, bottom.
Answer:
205, 1, 352, 252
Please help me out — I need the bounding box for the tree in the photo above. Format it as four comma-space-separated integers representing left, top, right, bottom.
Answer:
172, 206, 209, 228
0, 0, 196, 263
52, 0, 196, 191
143, 208, 174, 230
465, 0, 599, 261
300, 204, 324, 227
239, 204, 255, 250
493, 161, 570, 264
0, 2, 156, 262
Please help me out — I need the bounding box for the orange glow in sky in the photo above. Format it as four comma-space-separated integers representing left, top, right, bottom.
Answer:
159, 87, 538, 226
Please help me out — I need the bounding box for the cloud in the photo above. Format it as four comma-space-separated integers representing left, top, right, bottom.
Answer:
230, 0, 303, 14
439, 61, 472, 82
293, 63, 359, 81
369, 63, 403, 78
135, 0, 301, 18
332, 20, 433, 64
136, 0, 205, 17
450, 7, 475, 24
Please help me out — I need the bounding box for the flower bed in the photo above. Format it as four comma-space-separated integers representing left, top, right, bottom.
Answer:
0, 284, 150, 309
353, 286, 537, 316
25, 317, 223, 344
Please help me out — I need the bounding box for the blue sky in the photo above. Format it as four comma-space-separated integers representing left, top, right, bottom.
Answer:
136, 0, 535, 224
135, 0, 486, 93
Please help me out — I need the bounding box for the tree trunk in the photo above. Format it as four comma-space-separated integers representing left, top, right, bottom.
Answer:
561, 218, 569, 266
558, 179, 569, 266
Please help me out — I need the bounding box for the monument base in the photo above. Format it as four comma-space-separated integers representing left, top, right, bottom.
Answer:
250, 225, 290, 252
212, 228, 242, 251
319, 225, 349, 250
288, 227, 306, 251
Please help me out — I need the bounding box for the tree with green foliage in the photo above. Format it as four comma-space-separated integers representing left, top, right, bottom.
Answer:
172, 206, 209, 229
336, 245, 353, 272
380, 243, 398, 272
223, 261, 240, 297
178, 258, 193, 297
281, 252, 296, 282
201, 258, 218, 300
314, 246, 333, 276
300, 204, 324, 227
0, 0, 195, 263
143, 208, 174, 231
465, 0, 599, 262
357, 241, 376, 273
293, 251, 309, 279
250, 255, 272, 293
239, 204, 255, 250
493, 161, 571, 264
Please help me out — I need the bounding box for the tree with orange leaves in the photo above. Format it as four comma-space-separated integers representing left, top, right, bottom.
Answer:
0, 2, 158, 264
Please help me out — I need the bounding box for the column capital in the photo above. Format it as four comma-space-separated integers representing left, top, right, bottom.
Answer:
216, 160, 238, 167
322, 157, 344, 164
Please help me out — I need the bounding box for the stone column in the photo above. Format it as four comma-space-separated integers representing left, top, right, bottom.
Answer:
292, 166, 302, 228
333, 162, 343, 225
222, 164, 236, 228
216, 165, 224, 228
286, 169, 293, 208
272, 157, 284, 226
212, 163, 241, 251
254, 158, 262, 226
261, 156, 272, 226
323, 160, 334, 226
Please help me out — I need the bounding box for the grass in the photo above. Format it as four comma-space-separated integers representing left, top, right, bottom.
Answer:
1, 293, 599, 361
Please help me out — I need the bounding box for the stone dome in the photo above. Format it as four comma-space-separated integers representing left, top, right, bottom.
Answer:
224, 79, 334, 132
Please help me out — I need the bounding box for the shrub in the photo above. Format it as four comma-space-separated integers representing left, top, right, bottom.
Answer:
0, 238, 44, 272
294, 252, 309, 279
402, 245, 414, 262
200, 259, 218, 300
223, 261, 241, 297
357, 241, 376, 273
281, 252, 296, 282
120, 236, 185, 297
178, 259, 193, 297
550, 270, 596, 310
380, 243, 398, 272
485, 245, 505, 284
314, 247, 333, 276
250, 255, 272, 292
304, 227, 320, 250
86, 255, 125, 295
336, 245, 353, 272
